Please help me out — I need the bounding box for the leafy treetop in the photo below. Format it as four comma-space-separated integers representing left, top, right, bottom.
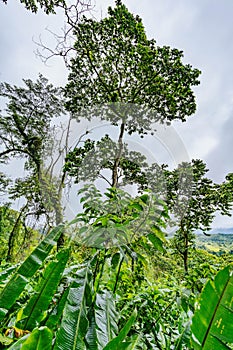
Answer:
65, 1, 201, 135
1, 0, 65, 14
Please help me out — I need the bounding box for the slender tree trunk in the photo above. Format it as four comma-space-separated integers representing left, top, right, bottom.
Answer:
6, 205, 27, 262
112, 122, 125, 187
56, 188, 65, 250
183, 248, 188, 274
113, 255, 124, 294
183, 229, 189, 273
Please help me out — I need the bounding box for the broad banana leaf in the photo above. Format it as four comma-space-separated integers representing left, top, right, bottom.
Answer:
45, 287, 70, 331
191, 264, 233, 349
102, 309, 137, 350
0, 225, 64, 321
85, 290, 118, 349
124, 334, 144, 350
0, 265, 17, 284
8, 326, 53, 350
53, 266, 92, 350
16, 249, 70, 331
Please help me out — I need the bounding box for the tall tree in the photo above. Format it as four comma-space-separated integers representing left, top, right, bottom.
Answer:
163, 159, 233, 273
64, 1, 201, 187
0, 75, 67, 234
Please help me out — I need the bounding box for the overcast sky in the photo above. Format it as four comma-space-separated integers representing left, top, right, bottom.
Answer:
0, 0, 233, 228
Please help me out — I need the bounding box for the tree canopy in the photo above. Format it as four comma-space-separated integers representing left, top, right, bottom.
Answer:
65, 2, 201, 135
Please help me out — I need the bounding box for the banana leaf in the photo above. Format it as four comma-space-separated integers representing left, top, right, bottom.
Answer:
16, 249, 70, 331
102, 309, 137, 350
0, 265, 17, 284
45, 287, 70, 331
8, 326, 53, 350
0, 225, 64, 321
124, 334, 144, 350
191, 264, 233, 349
85, 290, 118, 349
53, 266, 93, 350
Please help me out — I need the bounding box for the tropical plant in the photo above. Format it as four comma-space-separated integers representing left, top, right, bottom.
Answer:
191, 264, 233, 349
0, 237, 137, 349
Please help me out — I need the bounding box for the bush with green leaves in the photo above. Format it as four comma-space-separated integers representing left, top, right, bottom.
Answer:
0, 187, 232, 349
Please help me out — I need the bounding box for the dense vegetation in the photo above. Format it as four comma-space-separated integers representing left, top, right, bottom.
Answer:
0, 0, 233, 349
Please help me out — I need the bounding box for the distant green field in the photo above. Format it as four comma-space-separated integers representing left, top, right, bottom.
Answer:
196, 233, 233, 255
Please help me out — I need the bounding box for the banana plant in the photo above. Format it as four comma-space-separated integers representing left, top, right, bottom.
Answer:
16, 249, 70, 331
0, 225, 64, 321
53, 265, 93, 350
191, 264, 233, 349
0, 233, 137, 349
85, 290, 119, 349
7, 327, 53, 350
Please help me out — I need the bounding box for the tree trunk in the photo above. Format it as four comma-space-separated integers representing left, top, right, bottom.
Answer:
112, 122, 125, 187
6, 206, 26, 262
183, 230, 189, 274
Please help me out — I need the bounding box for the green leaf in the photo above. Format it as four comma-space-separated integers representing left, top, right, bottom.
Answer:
53, 266, 92, 350
16, 249, 70, 331
85, 307, 99, 350
139, 195, 149, 205
129, 203, 143, 212
0, 225, 64, 321
8, 327, 53, 350
0, 265, 17, 284
94, 291, 118, 348
45, 287, 70, 331
191, 265, 233, 349
102, 309, 137, 350
174, 322, 191, 350
125, 334, 143, 350
147, 233, 164, 252
7, 334, 30, 350
111, 253, 121, 269
0, 333, 14, 346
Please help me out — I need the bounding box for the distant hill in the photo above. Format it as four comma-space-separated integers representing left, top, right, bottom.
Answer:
195, 227, 233, 235
209, 227, 233, 234
196, 233, 233, 255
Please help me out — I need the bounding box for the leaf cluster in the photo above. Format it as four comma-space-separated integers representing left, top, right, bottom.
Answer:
65, 2, 201, 134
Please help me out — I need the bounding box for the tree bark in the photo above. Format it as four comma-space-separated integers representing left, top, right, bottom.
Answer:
112, 122, 125, 187
6, 205, 27, 262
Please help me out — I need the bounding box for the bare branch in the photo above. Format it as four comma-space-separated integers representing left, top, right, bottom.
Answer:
34, 0, 95, 66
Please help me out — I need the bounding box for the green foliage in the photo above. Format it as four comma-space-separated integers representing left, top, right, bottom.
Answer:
70, 186, 167, 253
16, 249, 70, 331
64, 135, 149, 188
65, 1, 201, 133
0, 212, 232, 350
0, 74, 64, 165
0, 75, 66, 229
0, 225, 64, 321
1, 0, 65, 14
0, 206, 40, 263
0, 225, 139, 349
196, 233, 233, 256
0, 2, 232, 350
191, 264, 233, 349
53, 265, 92, 350
8, 327, 53, 349
163, 159, 233, 272
102, 309, 137, 350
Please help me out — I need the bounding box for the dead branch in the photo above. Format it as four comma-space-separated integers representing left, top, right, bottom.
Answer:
34, 0, 95, 66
